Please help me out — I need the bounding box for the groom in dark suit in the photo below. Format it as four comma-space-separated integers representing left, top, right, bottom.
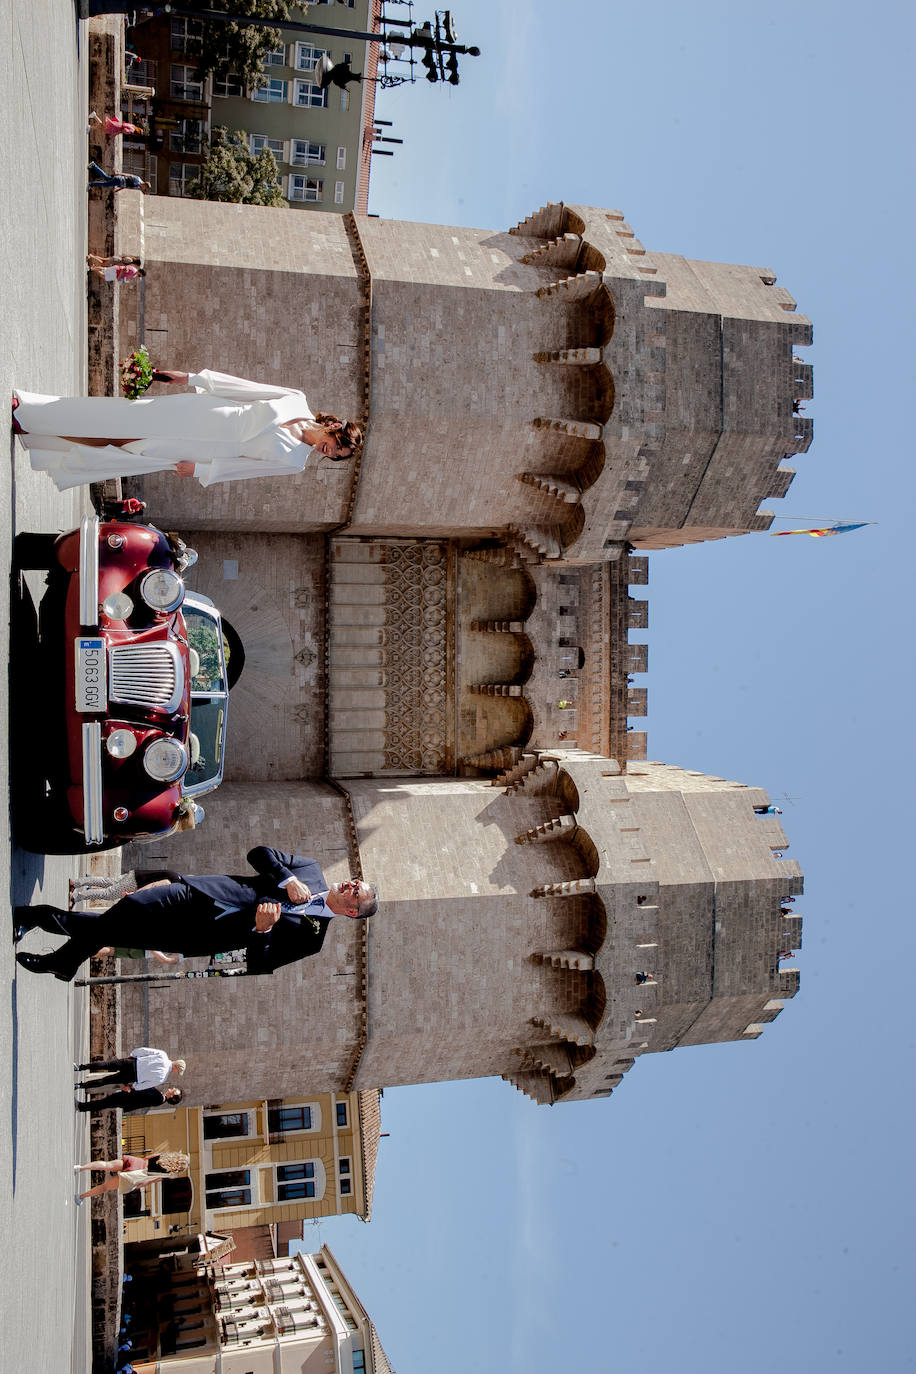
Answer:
14, 846, 378, 982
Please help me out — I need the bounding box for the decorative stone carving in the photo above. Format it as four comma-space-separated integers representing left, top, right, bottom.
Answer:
382, 542, 449, 772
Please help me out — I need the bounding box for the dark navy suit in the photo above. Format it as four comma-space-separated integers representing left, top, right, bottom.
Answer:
28, 848, 331, 979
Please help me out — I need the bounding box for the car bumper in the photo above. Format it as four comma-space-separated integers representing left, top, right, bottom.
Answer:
78, 513, 100, 628
81, 720, 105, 845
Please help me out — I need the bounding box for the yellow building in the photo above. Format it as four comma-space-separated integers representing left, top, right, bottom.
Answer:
122, 1090, 381, 1243
124, 1242, 393, 1372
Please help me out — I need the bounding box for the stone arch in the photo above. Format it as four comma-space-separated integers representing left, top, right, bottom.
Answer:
181, 539, 324, 781
558, 501, 586, 553
591, 281, 615, 345
462, 556, 538, 623
563, 207, 586, 236
583, 971, 607, 1031
555, 769, 581, 818
465, 631, 535, 690
461, 695, 534, 765
581, 890, 608, 954
575, 438, 606, 494
579, 242, 608, 275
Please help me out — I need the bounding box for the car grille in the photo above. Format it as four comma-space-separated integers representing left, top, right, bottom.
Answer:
109, 642, 183, 713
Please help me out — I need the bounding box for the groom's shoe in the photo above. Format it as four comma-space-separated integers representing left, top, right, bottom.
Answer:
13, 906, 37, 942
15, 951, 72, 982
13, 904, 69, 936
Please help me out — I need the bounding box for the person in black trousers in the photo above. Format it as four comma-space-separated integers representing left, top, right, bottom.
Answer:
76, 1085, 182, 1113
14, 846, 378, 981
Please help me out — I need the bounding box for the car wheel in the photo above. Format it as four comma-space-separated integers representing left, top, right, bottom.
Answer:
13, 531, 62, 570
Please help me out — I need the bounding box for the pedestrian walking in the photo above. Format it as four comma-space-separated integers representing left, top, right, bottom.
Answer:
74, 1046, 186, 1091
88, 111, 144, 137
76, 1085, 183, 1113
87, 161, 150, 191
74, 1151, 189, 1204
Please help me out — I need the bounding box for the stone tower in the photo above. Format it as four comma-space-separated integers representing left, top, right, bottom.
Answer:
116, 194, 809, 1106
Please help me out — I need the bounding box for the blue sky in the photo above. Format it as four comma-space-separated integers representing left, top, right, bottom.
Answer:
295, 2, 915, 1369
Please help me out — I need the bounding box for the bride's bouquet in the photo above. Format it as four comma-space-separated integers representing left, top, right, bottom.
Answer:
119, 345, 153, 399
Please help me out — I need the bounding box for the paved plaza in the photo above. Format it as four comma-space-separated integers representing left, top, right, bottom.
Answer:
1, 1, 97, 1368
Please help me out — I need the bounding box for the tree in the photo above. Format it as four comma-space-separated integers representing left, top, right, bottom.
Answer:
187, 127, 285, 206
186, 0, 292, 91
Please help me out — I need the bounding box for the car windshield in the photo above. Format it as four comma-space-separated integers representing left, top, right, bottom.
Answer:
185, 696, 226, 792
184, 603, 228, 692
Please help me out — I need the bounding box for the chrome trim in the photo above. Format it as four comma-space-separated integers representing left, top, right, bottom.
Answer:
109, 641, 185, 713
182, 691, 229, 799
78, 514, 100, 628
81, 721, 105, 845
142, 736, 189, 783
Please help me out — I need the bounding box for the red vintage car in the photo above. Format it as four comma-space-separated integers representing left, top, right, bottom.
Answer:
17, 514, 234, 849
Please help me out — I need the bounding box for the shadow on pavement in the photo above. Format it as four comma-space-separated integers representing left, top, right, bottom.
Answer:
8, 560, 82, 864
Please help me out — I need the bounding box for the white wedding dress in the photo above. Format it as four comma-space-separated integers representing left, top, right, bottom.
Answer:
16, 369, 318, 489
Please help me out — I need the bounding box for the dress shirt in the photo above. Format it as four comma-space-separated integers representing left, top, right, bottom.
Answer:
131, 1047, 172, 1089
277, 885, 330, 921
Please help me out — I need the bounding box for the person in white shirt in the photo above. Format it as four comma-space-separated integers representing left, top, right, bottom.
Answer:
12, 367, 362, 489
74, 1047, 186, 1091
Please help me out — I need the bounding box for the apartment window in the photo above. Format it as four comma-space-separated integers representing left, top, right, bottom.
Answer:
169, 162, 200, 197
170, 16, 203, 50
268, 1104, 313, 1133
339, 1157, 351, 1174
203, 1111, 250, 1140
251, 134, 285, 159
263, 47, 286, 66
169, 118, 206, 155
288, 175, 323, 202
294, 80, 328, 108
339, 87, 350, 111
336, 145, 347, 170
334, 181, 345, 204
353, 1354, 367, 1373
213, 73, 245, 98
338, 1156, 351, 1195
335, 1102, 348, 1127
253, 78, 288, 103
290, 140, 326, 166
295, 43, 329, 73
170, 64, 204, 101
277, 1161, 317, 1201
206, 1169, 251, 1209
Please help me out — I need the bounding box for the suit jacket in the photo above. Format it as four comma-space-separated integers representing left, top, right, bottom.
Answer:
184, 847, 332, 974
60, 848, 333, 977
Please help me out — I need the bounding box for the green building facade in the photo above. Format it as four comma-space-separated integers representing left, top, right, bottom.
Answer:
131, 1, 378, 212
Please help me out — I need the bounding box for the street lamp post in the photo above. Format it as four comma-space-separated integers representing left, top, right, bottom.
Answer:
83, 2, 481, 85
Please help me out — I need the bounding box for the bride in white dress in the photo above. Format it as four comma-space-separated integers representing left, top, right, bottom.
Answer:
13, 368, 362, 490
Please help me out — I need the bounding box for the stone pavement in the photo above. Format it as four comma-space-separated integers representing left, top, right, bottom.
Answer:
1, 1, 100, 1368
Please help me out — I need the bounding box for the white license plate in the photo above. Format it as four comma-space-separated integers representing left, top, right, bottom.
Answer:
75, 637, 107, 713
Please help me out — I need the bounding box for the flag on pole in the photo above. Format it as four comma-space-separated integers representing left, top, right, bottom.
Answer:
771, 522, 871, 538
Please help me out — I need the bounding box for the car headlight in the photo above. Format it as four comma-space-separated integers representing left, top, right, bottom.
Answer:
102, 591, 134, 620
143, 737, 189, 782
106, 728, 138, 759
139, 569, 184, 612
